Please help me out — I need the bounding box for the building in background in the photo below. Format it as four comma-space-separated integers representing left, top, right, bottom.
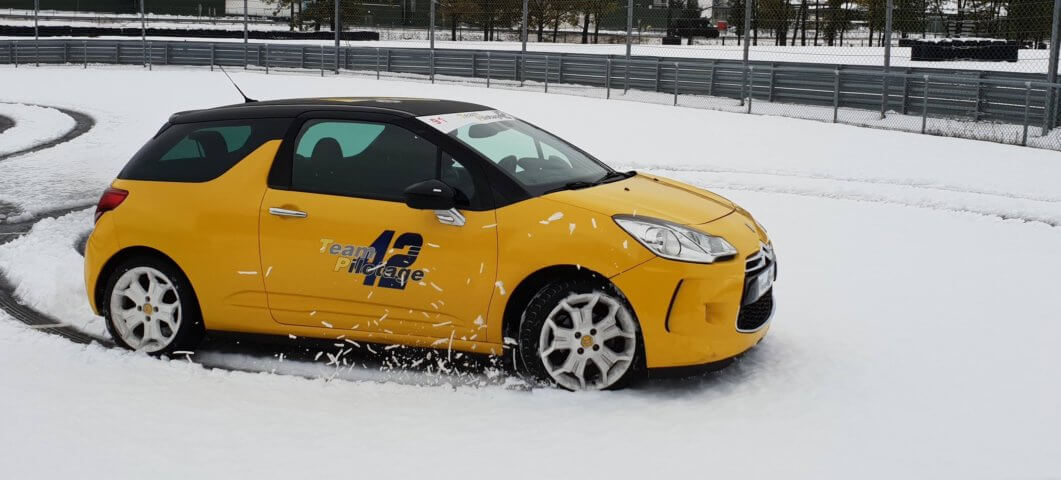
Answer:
223, 0, 290, 18
0, 0, 226, 16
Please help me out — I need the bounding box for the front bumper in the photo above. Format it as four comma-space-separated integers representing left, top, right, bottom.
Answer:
610, 215, 776, 369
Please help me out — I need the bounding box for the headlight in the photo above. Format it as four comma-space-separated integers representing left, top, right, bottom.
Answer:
614, 215, 737, 264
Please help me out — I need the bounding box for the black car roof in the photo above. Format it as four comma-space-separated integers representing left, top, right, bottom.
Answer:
169, 97, 492, 123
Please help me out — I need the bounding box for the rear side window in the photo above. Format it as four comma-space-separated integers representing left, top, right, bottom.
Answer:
120, 119, 289, 182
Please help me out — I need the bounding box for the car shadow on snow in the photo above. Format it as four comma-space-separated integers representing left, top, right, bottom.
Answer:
189, 330, 776, 394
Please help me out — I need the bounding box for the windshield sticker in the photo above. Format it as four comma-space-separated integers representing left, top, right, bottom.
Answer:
320, 230, 426, 290
417, 110, 513, 134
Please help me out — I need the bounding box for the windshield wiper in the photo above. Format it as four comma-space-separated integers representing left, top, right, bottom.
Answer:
544, 171, 636, 194
597, 170, 636, 184
545, 180, 597, 194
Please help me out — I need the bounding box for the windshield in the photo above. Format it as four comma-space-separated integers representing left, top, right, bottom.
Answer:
418, 110, 613, 195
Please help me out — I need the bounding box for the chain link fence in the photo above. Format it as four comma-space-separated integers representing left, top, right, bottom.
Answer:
2, 0, 1060, 149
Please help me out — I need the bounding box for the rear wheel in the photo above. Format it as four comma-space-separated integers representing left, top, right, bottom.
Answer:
517, 279, 644, 391
103, 256, 203, 355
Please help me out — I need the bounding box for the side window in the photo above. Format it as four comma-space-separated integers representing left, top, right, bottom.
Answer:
121, 119, 287, 183
441, 151, 476, 205
291, 120, 478, 206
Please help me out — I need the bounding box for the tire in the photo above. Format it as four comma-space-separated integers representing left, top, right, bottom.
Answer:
516, 278, 645, 391
101, 255, 204, 355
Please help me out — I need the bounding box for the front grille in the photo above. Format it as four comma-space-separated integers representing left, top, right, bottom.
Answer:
745, 244, 774, 276
737, 290, 773, 331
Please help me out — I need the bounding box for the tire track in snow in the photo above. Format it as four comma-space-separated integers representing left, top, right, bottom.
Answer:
0, 103, 95, 162
640, 168, 1061, 228
0, 114, 14, 136
0, 206, 104, 345
709, 180, 1061, 227
0, 103, 96, 222
633, 164, 1061, 203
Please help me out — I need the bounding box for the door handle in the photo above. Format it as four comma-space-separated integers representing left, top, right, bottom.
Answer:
269, 207, 308, 218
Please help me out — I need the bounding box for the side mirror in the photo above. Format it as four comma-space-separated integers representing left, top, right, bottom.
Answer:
403, 179, 456, 211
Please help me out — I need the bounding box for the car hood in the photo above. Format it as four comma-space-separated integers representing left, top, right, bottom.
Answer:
546, 173, 735, 225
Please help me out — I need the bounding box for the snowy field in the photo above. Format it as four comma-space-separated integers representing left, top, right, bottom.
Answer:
0, 65, 1059, 478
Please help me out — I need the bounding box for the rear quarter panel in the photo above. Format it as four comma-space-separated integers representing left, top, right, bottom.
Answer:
102, 140, 282, 331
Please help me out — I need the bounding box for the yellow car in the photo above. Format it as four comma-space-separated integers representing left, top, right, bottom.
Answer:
85, 98, 776, 391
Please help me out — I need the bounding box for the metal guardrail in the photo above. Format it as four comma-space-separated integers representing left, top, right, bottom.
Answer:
2, 38, 1060, 149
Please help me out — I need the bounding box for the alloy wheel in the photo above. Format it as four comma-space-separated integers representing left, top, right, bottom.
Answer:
109, 266, 182, 353
538, 291, 637, 390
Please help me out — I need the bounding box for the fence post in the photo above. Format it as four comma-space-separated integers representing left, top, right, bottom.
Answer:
386, 49, 391, 72
1044, 0, 1061, 130
244, 0, 249, 69
148, 41, 152, 70
1023, 81, 1032, 146
521, 0, 528, 59
606, 58, 612, 99
708, 60, 716, 97
33, 0, 38, 67
210, 43, 215, 71
83, 40, 86, 68
901, 68, 911, 114
747, 66, 754, 113
63, 42, 68, 64
301, 46, 306, 69
320, 44, 325, 77
335, 0, 341, 74
545, 55, 550, 93
115, 42, 119, 65
376, 47, 381, 79
974, 72, 985, 121
921, 74, 930, 134
880, 0, 893, 119
471, 52, 477, 78
487, 51, 491, 88
429, 0, 436, 83
624, 0, 633, 93
13, 41, 17, 68
740, 0, 752, 106
654, 58, 661, 92
833, 67, 841, 123
767, 63, 776, 102
674, 62, 680, 106
265, 43, 270, 74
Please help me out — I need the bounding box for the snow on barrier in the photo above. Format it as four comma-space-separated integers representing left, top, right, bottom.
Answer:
1, 38, 1059, 151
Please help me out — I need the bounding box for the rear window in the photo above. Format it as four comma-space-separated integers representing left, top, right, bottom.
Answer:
120, 118, 289, 182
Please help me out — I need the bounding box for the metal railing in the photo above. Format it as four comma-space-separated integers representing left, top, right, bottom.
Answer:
2, 38, 1060, 150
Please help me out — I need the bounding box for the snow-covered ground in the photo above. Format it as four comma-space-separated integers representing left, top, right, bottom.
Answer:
0, 65, 1059, 478
0, 103, 74, 157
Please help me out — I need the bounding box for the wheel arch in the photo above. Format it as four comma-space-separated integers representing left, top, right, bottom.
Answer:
501, 264, 632, 348
94, 246, 197, 316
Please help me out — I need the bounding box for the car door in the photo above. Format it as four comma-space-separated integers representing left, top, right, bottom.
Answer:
258, 114, 498, 342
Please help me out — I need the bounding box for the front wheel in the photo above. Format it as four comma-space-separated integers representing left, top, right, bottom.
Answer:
103, 256, 203, 355
517, 279, 644, 391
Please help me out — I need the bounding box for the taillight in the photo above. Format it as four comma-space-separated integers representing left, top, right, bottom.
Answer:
94, 187, 128, 223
